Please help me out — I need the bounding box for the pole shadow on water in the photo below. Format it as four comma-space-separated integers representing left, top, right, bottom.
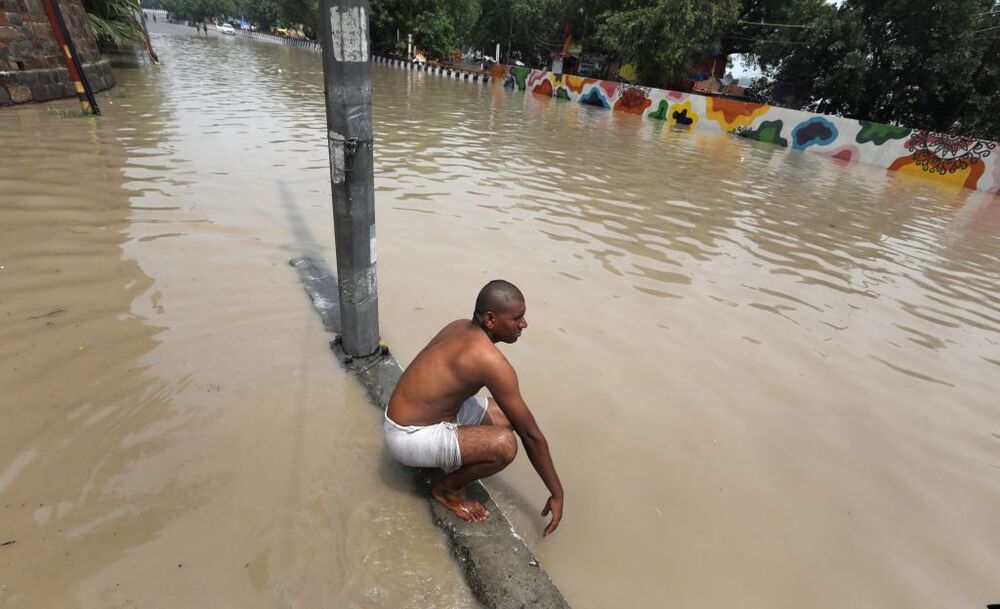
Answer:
277, 179, 341, 334
274, 178, 325, 570
276, 179, 329, 264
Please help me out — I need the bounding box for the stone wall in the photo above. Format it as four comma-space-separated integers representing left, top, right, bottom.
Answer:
0, 0, 114, 107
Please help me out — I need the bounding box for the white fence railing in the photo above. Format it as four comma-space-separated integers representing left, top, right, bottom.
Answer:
372, 56, 490, 84
232, 33, 491, 85
236, 30, 321, 53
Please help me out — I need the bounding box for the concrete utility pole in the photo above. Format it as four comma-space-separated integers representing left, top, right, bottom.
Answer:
320, 0, 380, 357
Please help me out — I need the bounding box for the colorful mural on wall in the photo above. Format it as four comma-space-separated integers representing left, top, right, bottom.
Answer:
496, 66, 1000, 195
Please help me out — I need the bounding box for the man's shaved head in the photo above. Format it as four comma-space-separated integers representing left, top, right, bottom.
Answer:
474, 280, 524, 318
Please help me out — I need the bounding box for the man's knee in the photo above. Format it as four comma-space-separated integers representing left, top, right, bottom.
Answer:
493, 429, 518, 464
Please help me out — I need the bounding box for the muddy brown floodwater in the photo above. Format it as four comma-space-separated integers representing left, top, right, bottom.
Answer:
2, 27, 999, 609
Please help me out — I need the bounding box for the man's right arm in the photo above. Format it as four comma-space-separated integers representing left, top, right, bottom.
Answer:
484, 356, 564, 535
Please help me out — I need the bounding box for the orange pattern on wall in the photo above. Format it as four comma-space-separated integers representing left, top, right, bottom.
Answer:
533, 78, 553, 96
705, 98, 771, 131
614, 88, 652, 115
888, 156, 987, 190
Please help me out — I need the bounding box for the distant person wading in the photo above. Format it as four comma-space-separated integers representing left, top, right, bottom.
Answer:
384, 280, 564, 534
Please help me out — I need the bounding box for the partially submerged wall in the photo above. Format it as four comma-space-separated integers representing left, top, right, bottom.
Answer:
497, 66, 999, 195
0, 0, 115, 107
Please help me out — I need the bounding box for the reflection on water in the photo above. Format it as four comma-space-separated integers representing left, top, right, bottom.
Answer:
1, 36, 477, 609
372, 45, 1000, 609
1, 27, 998, 609
0, 91, 173, 604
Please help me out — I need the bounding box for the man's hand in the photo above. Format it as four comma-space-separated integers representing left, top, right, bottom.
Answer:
541, 495, 563, 536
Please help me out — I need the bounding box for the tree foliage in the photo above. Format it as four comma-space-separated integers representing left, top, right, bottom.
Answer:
720, 0, 814, 55
370, 0, 480, 58
277, 0, 318, 38
244, 0, 279, 31
594, 0, 739, 87
84, 0, 146, 48
470, 0, 570, 67
746, 0, 1000, 139
161, 0, 236, 21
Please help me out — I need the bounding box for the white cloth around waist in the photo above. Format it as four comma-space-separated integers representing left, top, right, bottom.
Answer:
383, 395, 488, 473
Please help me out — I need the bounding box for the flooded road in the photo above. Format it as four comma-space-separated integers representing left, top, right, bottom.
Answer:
2, 27, 999, 609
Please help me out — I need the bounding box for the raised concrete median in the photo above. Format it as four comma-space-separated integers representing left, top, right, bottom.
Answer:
290, 256, 570, 609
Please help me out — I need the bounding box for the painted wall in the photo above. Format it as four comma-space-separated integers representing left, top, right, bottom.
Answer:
497, 66, 1000, 195
0, 0, 115, 107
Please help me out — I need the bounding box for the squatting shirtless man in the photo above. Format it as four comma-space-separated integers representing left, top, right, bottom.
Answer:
384, 280, 564, 535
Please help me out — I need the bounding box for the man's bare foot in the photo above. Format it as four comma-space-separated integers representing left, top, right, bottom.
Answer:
431, 484, 490, 522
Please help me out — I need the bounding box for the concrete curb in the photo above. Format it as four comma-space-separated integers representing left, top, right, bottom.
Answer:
228, 33, 491, 87
290, 256, 570, 609
237, 29, 323, 53
372, 55, 491, 84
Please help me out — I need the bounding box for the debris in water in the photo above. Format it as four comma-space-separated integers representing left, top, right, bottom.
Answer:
0, 540, 15, 547
30, 308, 65, 319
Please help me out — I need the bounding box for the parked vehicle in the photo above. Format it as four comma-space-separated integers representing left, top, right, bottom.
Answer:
217, 23, 235, 35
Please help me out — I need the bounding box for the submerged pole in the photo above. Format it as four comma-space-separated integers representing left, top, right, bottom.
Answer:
138, 10, 160, 63
40, 0, 100, 115
319, 0, 379, 357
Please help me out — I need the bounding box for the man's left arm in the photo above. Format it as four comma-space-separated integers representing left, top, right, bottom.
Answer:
485, 358, 564, 536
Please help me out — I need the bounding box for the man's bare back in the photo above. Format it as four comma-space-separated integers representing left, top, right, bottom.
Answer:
387, 320, 503, 426
383, 281, 564, 534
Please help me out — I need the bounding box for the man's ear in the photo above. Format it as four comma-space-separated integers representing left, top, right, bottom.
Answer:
482, 311, 495, 329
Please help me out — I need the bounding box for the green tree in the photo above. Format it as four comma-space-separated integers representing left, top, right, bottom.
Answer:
594, 0, 740, 86
278, 0, 318, 38
370, 0, 480, 59
471, 0, 575, 66
746, 0, 1000, 139
411, 6, 458, 57
720, 0, 813, 56
467, 0, 808, 76
245, 0, 280, 31
162, 0, 235, 21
